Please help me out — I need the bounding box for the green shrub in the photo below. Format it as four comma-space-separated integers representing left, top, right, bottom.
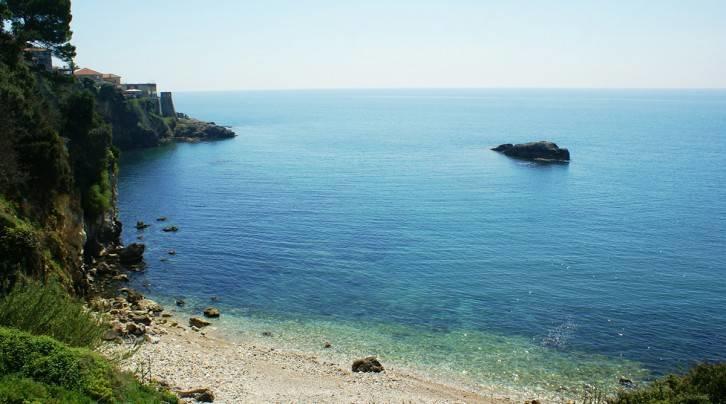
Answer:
84, 170, 112, 217
0, 375, 92, 404
612, 363, 726, 404
0, 327, 177, 403
0, 281, 104, 348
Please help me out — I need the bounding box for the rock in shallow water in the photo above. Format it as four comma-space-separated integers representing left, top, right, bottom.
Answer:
189, 317, 211, 328
492, 141, 570, 162
352, 356, 384, 373
203, 307, 220, 318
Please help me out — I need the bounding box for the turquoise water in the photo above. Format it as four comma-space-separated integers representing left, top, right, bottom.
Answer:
118, 89, 726, 396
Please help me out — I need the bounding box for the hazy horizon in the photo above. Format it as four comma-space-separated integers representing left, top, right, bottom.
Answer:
71, 0, 726, 92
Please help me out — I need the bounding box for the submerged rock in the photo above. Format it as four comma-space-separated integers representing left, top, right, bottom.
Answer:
156, 216, 167, 221
135, 221, 150, 230
492, 141, 570, 162
619, 377, 635, 388
189, 317, 211, 328
203, 307, 220, 318
162, 225, 179, 232
352, 356, 384, 373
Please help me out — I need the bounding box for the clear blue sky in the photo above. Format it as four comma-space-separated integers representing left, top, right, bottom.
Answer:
70, 0, 726, 91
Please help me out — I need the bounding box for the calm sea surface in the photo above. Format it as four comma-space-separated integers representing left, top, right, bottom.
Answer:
119, 89, 726, 396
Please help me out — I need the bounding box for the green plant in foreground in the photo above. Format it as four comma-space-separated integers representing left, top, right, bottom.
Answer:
0, 327, 176, 403
0, 281, 104, 348
612, 363, 726, 404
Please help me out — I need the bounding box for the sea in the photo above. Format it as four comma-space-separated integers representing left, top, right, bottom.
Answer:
118, 89, 726, 398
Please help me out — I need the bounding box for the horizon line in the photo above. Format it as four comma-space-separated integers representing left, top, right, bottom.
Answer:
167, 86, 726, 93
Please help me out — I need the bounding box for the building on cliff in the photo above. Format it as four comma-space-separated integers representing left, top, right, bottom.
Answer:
121, 83, 157, 97
160, 92, 176, 117
74, 67, 122, 86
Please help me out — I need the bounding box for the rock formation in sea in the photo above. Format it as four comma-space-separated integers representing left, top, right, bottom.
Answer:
171, 116, 236, 142
492, 141, 570, 162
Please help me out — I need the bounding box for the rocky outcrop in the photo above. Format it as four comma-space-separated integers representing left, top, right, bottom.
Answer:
118, 243, 145, 265
90, 289, 169, 344
172, 118, 236, 142
492, 141, 570, 162
352, 356, 384, 373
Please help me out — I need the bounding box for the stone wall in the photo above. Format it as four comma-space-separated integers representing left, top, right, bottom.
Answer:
160, 92, 176, 117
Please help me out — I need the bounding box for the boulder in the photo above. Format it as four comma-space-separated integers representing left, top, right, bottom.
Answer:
162, 225, 179, 232
136, 299, 163, 313
189, 317, 211, 328
352, 356, 384, 373
118, 243, 145, 265
135, 221, 150, 230
131, 314, 152, 326
203, 307, 220, 318
119, 288, 144, 304
491, 141, 570, 162
324, 341, 332, 348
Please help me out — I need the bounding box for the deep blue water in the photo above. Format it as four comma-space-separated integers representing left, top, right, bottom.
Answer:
119, 89, 726, 394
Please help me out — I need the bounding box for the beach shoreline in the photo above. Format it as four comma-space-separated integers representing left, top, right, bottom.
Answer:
107, 313, 520, 403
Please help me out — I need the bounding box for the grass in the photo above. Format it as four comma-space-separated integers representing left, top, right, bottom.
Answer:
0, 281, 105, 348
0, 327, 177, 403
612, 363, 726, 404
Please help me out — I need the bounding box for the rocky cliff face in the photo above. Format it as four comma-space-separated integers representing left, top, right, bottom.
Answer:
94, 85, 173, 150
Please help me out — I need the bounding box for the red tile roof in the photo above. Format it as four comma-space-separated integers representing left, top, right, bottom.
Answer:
74, 68, 103, 76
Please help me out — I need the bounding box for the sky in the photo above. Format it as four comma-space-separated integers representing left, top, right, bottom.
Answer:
70, 0, 726, 91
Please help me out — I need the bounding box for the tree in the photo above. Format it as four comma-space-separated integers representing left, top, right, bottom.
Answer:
2, 0, 76, 63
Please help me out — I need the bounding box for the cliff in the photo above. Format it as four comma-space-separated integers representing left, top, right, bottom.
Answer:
0, 49, 120, 294
94, 85, 173, 150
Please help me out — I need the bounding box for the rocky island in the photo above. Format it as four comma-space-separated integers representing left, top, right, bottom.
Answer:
171, 114, 236, 142
492, 141, 570, 162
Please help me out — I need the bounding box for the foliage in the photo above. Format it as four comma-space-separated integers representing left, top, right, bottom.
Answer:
0, 281, 104, 348
0, 375, 92, 403
612, 363, 726, 404
0, 327, 177, 403
1, 0, 76, 63
0, 61, 73, 197
0, 220, 42, 290
61, 90, 115, 217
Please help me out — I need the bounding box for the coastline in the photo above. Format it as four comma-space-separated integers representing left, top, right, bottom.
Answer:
109, 311, 513, 403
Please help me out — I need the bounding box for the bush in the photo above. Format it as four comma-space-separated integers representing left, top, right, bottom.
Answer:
0, 327, 177, 403
612, 363, 726, 404
0, 375, 92, 403
0, 281, 104, 348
